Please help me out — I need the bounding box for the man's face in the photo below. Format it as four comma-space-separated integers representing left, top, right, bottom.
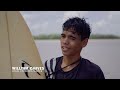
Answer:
60, 29, 87, 56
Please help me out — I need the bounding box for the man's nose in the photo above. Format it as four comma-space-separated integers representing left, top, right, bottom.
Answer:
63, 37, 69, 45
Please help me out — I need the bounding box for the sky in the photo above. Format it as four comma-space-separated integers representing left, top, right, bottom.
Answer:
20, 11, 120, 36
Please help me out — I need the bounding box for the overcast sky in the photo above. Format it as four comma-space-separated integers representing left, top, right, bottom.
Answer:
20, 11, 120, 36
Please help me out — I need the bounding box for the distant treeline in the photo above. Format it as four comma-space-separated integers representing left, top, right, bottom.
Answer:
33, 34, 120, 40
90, 34, 120, 39
33, 34, 60, 40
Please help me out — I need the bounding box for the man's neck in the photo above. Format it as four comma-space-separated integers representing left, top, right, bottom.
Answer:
63, 55, 81, 65
61, 54, 81, 71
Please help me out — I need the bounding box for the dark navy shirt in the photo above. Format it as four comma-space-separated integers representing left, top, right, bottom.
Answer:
53, 56, 105, 79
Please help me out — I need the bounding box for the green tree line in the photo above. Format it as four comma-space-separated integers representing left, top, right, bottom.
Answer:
33, 34, 120, 40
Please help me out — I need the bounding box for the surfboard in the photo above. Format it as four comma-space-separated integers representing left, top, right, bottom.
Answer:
0, 11, 46, 79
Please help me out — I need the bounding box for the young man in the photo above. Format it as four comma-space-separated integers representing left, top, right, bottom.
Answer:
44, 17, 105, 79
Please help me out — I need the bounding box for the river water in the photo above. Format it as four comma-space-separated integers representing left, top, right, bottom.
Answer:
35, 39, 120, 79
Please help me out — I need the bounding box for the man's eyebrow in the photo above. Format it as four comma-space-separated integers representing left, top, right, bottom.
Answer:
61, 33, 65, 35
69, 34, 77, 37
69, 35, 76, 38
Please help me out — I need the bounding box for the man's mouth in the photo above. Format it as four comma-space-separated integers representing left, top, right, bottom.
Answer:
62, 46, 70, 51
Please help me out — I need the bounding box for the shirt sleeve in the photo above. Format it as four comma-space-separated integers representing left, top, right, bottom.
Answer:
44, 60, 49, 79
96, 67, 105, 79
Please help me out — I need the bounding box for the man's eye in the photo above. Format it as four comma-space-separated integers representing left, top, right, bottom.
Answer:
61, 34, 65, 38
70, 36, 76, 40
71, 37, 76, 40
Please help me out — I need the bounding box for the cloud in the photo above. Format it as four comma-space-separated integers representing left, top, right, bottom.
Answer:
29, 21, 49, 36
91, 11, 120, 35
21, 11, 65, 35
92, 19, 109, 35
20, 11, 50, 35
63, 11, 88, 23
108, 11, 120, 24
108, 11, 120, 19
20, 11, 120, 36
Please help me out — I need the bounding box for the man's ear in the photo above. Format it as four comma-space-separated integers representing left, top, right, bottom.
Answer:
81, 38, 88, 48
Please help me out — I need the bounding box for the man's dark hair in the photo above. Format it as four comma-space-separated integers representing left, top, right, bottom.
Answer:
62, 17, 91, 41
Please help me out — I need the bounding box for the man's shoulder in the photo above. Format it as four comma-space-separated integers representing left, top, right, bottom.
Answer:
45, 56, 62, 64
82, 58, 102, 72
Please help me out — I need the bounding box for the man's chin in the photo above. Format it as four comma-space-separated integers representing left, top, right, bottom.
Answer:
62, 52, 71, 56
